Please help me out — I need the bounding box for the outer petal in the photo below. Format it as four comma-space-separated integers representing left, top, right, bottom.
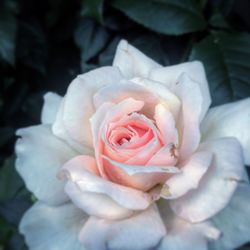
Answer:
209, 184, 250, 250
53, 66, 122, 148
113, 39, 161, 79
154, 103, 178, 145
61, 156, 133, 220
94, 80, 159, 118
158, 201, 220, 250
20, 202, 87, 250
170, 138, 245, 223
164, 151, 213, 199
79, 205, 166, 250
65, 182, 134, 220
201, 98, 250, 165
15, 125, 76, 205
60, 155, 152, 212
175, 74, 203, 160
150, 61, 211, 120
41, 92, 62, 124
52, 98, 94, 154
132, 77, 181, 120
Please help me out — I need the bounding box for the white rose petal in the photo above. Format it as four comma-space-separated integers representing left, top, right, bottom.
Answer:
174, 73, 203, 160
165, 150, 213, 199
15, 125, 76, 205
201, 97, 250, 165
170, 138, 245, 223
53, 66, 122, 149
41, 92, 62, 124
79, 204, 166, 250
113, 39, 161, 79
210, 183, 250, 250
61, 155, 152, 211
150, 60, 211, 121
158, 200, 220, 250
20, 202, 87, 250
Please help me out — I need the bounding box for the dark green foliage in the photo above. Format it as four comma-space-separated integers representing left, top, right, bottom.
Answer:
0, 0, 17, 65
112, 0, 207, 35
81, 0, 104, 23
190, 32, 250, 106
0, 0, 250, 249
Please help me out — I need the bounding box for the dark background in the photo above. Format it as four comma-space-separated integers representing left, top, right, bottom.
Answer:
0, 0, 250, 249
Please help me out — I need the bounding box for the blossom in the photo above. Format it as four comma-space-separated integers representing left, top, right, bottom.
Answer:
16, 40, 250, 250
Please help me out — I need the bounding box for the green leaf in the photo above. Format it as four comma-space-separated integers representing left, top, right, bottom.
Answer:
99, 37, 121, 66
0, 127, 14, 147
198, 0, 207, 10
0, 156, 24, 201
0, 217, 13, 244
219, 0, 235, 16
81, 0, 104, 23
0, 4, 17, 65
0, 199, 31, 226
6, 232, 28, 250
74, 18, 109, 69
22, 92, 43, 123
17, 22, 47, 75
112, 0, 206, 35
189, 32, 250, 106
99, 36, 169, 66
132, 36, 169, 65
209, 9, 231, 30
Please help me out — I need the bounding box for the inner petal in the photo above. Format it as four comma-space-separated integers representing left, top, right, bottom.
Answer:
109, 127, 134, 146
107, 114, 155, 151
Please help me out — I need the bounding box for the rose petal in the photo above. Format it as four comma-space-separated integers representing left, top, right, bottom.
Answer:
131, 77, 181, 120
210, 183, 250, 250
158, 200, 220, 250
154, 104, 178, 145
123, 112, 162, 165
79, 205, 166, 250
53, 66, 122, 148
113, 39, 161, 79
60, 155, 152, 211
175, 73, 203, 160
147, 144, 178, 166
94, 80, 159, 118
59, 155, 133, 220
65, 182, 134, 220
150, 61, 211, 121
170, 138, 245, 223
107, 115, 154, 150
52, 98, 93, 153
41, 92, 62, 124
201, 98, 250, 165
20, 202, 87, 250
15, 125, 76, 205
164, 151, 213, 199
103, 155, 180, 175
102, 157, 170, 192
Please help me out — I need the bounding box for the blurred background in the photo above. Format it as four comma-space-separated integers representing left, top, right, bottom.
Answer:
0, 0, 250, 249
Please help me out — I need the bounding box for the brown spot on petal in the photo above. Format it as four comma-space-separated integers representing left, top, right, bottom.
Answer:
170, 144, 178, 159
160, 184, 171, 198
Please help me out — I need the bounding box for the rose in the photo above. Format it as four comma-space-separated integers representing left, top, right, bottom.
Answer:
16, 40, 250, 250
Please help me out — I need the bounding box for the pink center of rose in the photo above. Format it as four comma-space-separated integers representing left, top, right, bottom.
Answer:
98, 111, 179, 192
108, 118, 156, 149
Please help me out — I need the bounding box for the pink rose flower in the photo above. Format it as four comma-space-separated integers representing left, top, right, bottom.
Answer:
16, 40, 250, 250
